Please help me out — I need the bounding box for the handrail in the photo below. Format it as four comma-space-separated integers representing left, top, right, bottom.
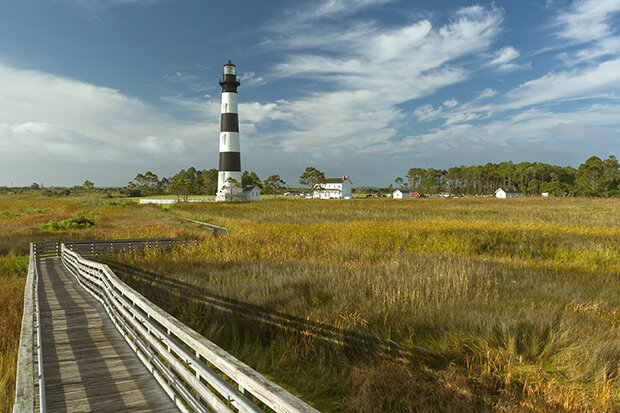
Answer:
60, 243, 319, 413
32, 237, 190, 258
34, 248, 45, 412
182, 218, 229, 236
13, 243, 44, 413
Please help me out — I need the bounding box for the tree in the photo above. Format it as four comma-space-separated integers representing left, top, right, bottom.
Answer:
242, 171, 263, 188
394, 177, 406, 190
299, 166, 325, 197
132, 171, 160, 196
576, 156, 604, 196
82, 180, 94, 191
263, 175, 286, 195
199, 169, 219, 195
169, 170, 192, 200
222, 177, 241, 201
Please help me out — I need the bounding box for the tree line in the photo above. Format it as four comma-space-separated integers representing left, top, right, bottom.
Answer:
125, 167, 288, 197
394, 156, 619, 197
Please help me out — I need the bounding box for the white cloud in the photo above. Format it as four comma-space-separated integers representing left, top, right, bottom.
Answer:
400, 104, 620, 166
277, 0, 395, 28
414, 104, 443, 122
477, 88, 498, 99
489, 46, 520, 70
556, 0, 620, 43
239, 72, 266, 88
264, 5, 504, 152
554, 0, 620, 65
505, 58, 620, 109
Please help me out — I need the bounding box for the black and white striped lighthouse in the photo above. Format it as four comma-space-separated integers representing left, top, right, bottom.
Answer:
216, 60, 242, 201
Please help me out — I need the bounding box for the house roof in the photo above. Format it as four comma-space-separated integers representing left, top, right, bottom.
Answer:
495, 188, 522, 194
318, 176, 351, 184
242, 185, 258, 192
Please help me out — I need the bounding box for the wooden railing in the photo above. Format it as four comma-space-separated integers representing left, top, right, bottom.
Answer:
13, 243, 43, 413
60, 241, 319, 413
182, 218, 229, 237
32, 237, 192, 258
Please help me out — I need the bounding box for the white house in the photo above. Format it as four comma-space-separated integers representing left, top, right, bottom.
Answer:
392, 189, 411, 199
240, 185, 260, 200
313, 176, 353, 199
494, 188, 522, 199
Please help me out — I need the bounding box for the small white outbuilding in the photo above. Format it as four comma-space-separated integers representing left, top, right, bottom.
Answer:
240, 185, 261, 200
494, 188, 522, 199
392, 189, 411, 199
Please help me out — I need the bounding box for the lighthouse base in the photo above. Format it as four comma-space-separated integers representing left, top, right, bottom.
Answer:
216, 185, 261, 202
216, 190, 234, 202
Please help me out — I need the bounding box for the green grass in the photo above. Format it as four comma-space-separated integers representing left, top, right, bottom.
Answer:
39, 214, 95, 231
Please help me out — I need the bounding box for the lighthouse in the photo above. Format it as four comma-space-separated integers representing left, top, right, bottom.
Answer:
216, 60, 242, 201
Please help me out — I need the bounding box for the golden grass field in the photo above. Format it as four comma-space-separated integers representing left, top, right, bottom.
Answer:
1, 194, 619, 412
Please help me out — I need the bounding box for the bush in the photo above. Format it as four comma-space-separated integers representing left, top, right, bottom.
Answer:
39, 215, 94, 231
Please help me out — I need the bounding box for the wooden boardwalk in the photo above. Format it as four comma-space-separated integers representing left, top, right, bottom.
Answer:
37, 257, 178, 412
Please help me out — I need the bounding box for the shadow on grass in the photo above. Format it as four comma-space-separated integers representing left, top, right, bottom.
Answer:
101, 259, 507, 412
103, 260, 412, 363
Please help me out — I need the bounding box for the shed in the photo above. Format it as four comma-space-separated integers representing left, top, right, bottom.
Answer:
392, 189, 411, 199
494, 188, 522, 199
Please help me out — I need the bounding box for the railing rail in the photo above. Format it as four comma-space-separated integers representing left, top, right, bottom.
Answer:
32, 237, 192, 258
60, 242, 319, 413
182, 218, 229, 236
13, 244, 44, 413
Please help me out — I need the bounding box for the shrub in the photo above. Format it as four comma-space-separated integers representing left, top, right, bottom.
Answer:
39, 215, 94, 231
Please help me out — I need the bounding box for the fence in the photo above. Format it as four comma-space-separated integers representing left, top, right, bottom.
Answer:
32, 237, 192, 258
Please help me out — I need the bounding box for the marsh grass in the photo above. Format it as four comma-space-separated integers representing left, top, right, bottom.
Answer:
1, 194, 618, 411
109, 197, 620, 411
0, 256, 28, 412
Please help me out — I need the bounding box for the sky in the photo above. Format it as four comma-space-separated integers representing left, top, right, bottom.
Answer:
0, 0, 619, 187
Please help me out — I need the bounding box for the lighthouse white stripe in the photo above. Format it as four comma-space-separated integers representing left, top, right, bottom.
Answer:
219, 132, 240, 152
217, 171, 242, 194
221, 93, 238, 114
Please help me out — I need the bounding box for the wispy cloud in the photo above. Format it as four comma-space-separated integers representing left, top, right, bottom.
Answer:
260, 5, 504, 152
556, 0, 620, 43
275, 0, 395, 29
489, 46, 521, 71
505, 58, 620, 109
554, 0, 620, 65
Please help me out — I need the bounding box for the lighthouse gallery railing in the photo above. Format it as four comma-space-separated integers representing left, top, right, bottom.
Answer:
60, 243, 319, 413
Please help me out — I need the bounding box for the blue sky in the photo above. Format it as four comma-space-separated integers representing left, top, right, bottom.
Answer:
0, 0, 619, 187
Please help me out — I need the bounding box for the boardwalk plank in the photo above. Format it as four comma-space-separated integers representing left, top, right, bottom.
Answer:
38, 257, 178, 412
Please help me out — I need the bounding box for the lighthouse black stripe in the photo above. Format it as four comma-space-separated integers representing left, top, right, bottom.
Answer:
220, 113, 239, 132
219, 152, 241, 171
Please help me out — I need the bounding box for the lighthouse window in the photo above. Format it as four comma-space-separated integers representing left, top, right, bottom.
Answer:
222, 134, 226, 145
223, 103, 228, 112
